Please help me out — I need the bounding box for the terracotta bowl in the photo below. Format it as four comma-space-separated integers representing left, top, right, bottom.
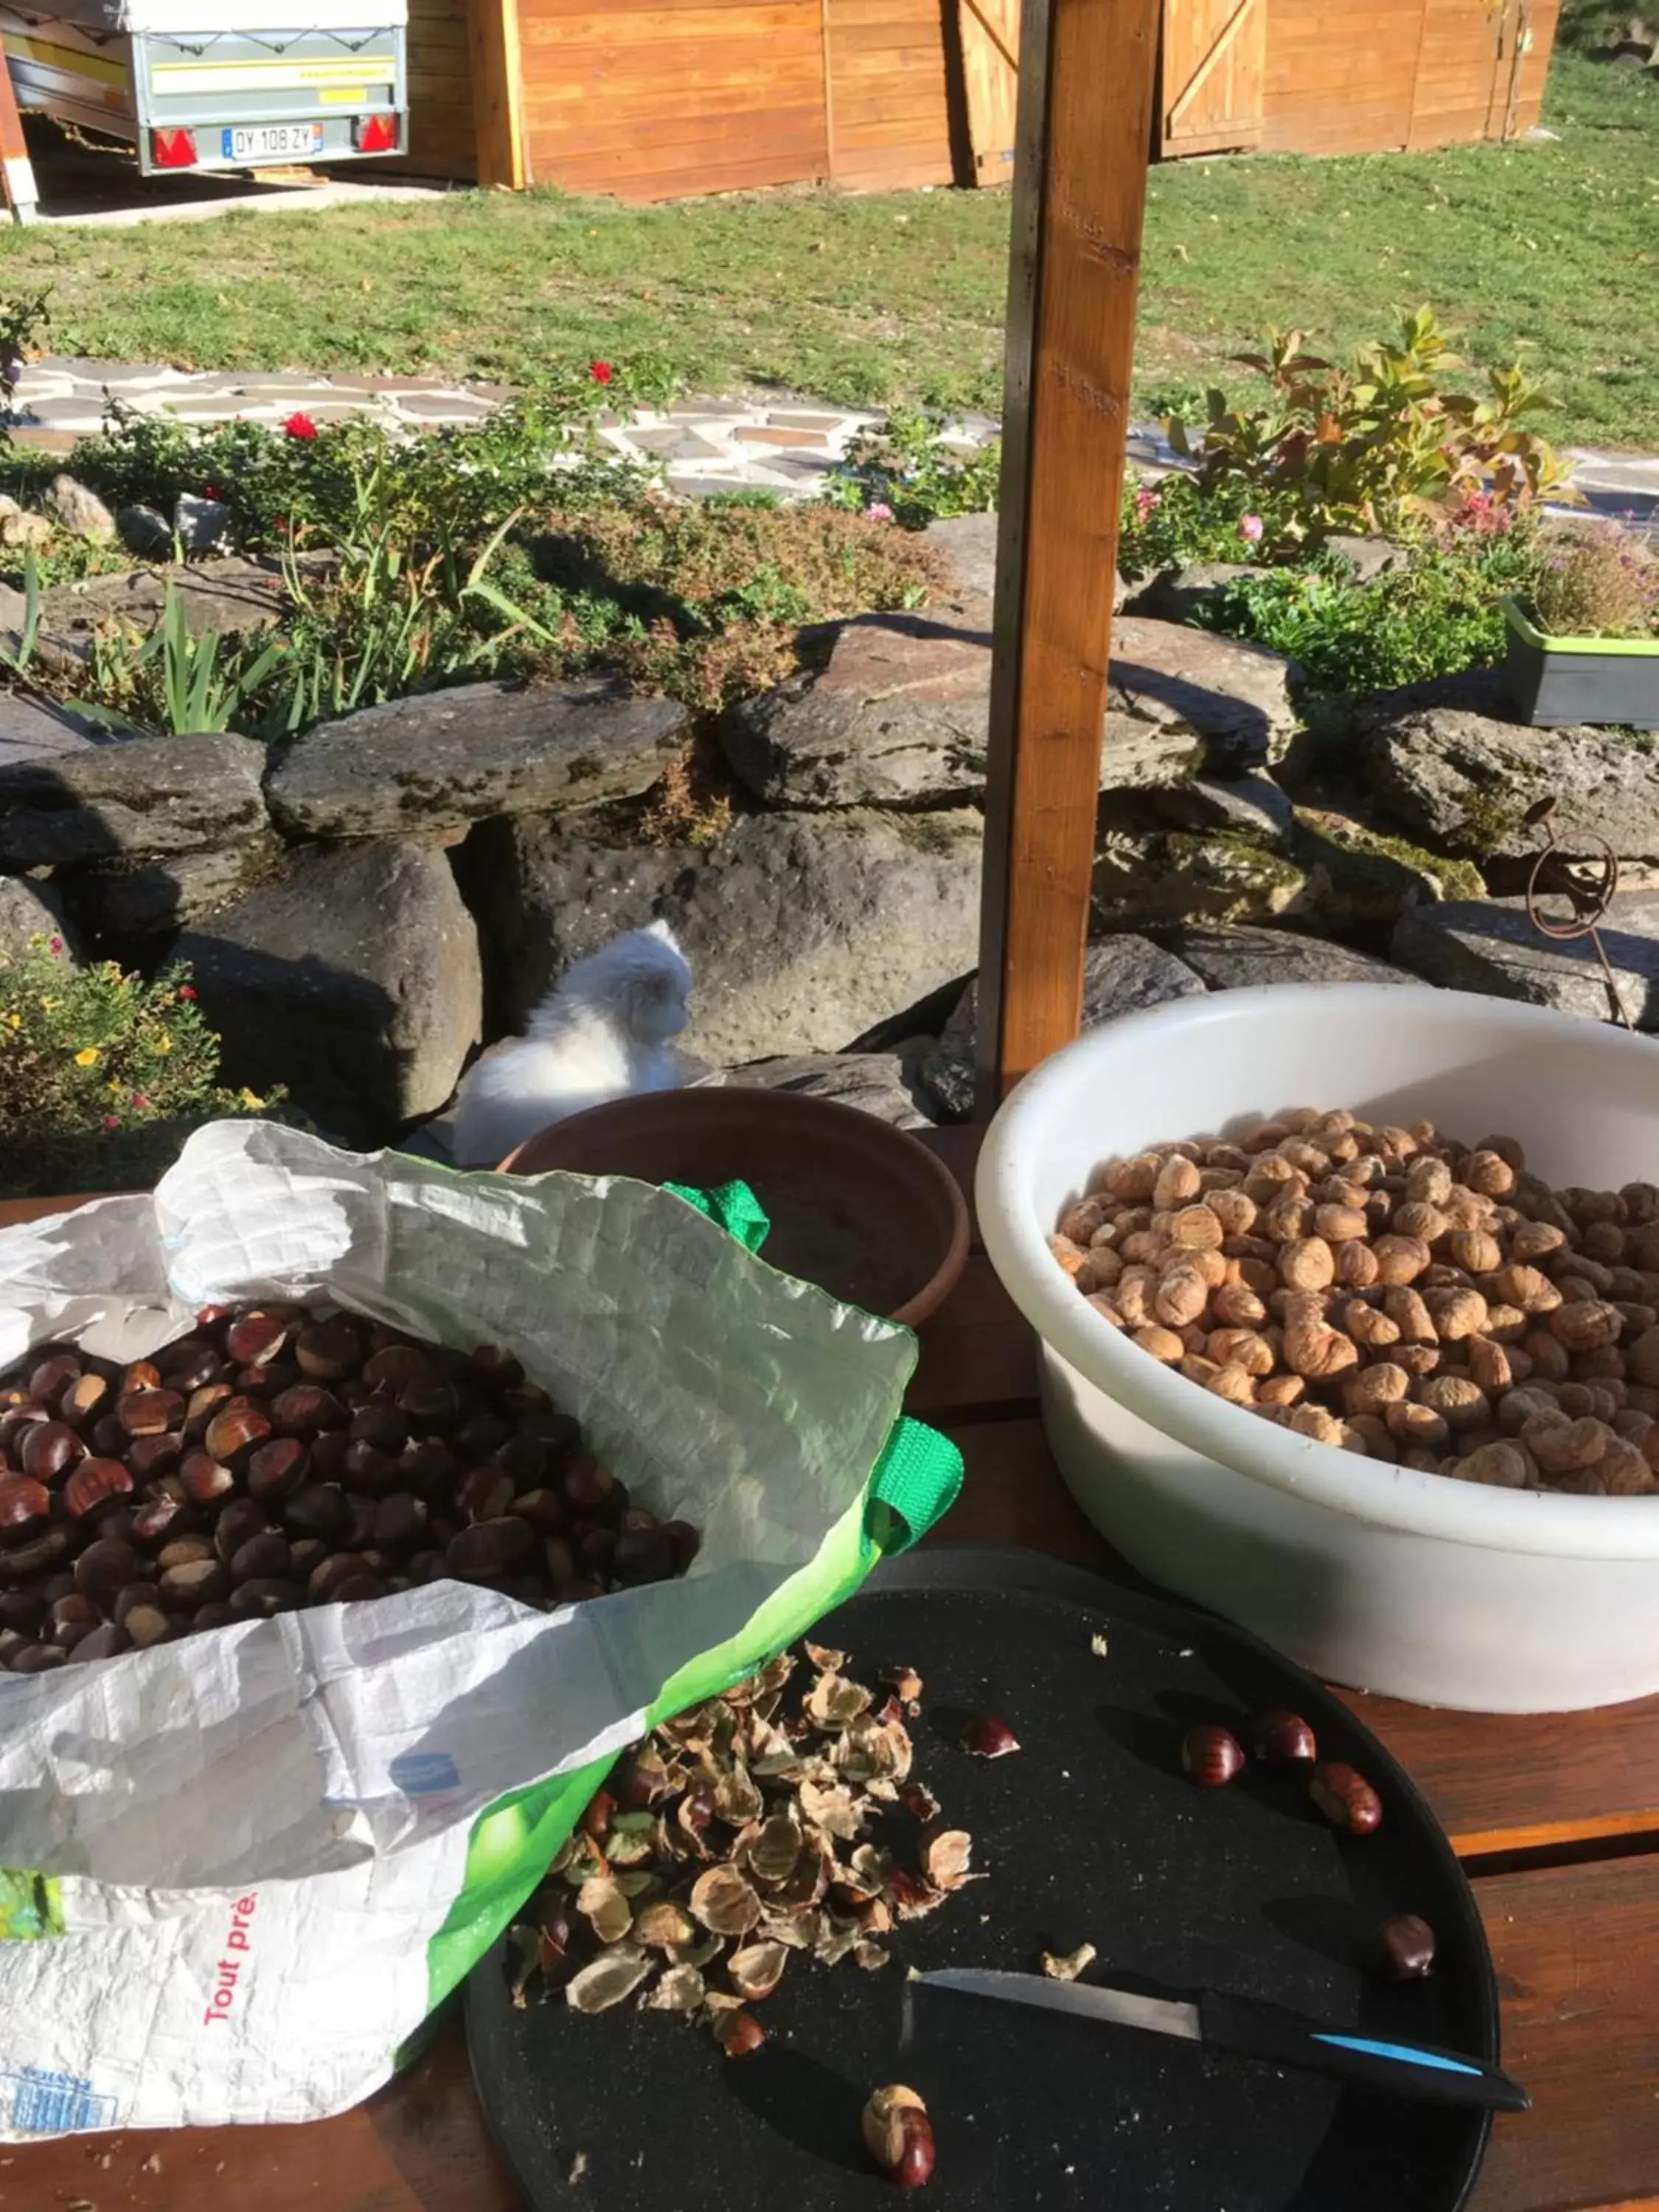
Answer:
501, 1088, 971, 1329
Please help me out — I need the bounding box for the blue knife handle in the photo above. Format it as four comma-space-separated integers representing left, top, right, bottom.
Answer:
1197, 1990, 1529, 2114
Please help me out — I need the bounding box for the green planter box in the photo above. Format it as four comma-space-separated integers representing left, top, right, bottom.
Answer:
1502, 597, 1659, 729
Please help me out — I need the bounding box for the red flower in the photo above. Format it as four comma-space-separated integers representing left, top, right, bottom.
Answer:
131, 1092, 150, 1110
203, 484, 222, 501
282, 411, 319, 440
178, 984, 198, 1000
588, 362, 614, 386
102, 1113, 119, 1130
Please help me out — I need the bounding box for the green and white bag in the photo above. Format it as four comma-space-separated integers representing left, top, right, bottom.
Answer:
0, 1121, 960, 2137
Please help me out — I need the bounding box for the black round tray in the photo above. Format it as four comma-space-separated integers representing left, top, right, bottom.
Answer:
465, 1548, 1497, 2212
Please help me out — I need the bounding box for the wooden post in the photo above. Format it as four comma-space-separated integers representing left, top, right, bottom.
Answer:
468, 0, 527, 190
0, 38, 39, 225
973, 0, 1159, 1114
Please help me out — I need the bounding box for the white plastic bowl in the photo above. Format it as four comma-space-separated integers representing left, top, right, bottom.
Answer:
976, 982, 1659, 1712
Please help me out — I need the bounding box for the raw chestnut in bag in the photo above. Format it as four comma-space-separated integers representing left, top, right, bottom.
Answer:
0, 1304, 700, 1671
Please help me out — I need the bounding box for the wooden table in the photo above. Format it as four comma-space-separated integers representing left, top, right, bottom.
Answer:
4, 1137, 1658, 2212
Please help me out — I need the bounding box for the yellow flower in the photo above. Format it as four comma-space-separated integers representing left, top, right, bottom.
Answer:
74, 1046, 98, 1066
153, 1034, 173, 1054
237, 1087, 264, 1110
38, 995, 56, 1010
4, 1012, 18, 1029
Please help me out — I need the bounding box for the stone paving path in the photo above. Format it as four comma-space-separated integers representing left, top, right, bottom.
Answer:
6, 357, 1654, 526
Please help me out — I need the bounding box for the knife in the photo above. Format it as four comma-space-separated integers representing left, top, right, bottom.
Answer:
912, 1968, 1528, 2114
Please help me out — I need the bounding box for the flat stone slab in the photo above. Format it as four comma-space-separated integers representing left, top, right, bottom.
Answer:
0, 691, 108, 771
0, 731, 268, 866
1354, 672, 1659, 860
1105, 617, 1300, 776
265, 678, 690, 841
1392, 895, 1659, 1026
920, 933, 1206, 1119
1158, 921, 1416, 990
10, 561, 289, 664
709, 1050, 936, 1130
176, 838, 482, 1144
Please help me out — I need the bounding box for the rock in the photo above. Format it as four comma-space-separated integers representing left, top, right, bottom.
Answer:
1322, 534, 1409, 581
0, 510, 52, 553
267, 678, 692, 842
1290, 807, 1486, 934
173, 493, 232, 554
1141, 773, 1295, 850
1354, 677, 1659, 860
1093, 827, 1310, 933
722, 611, 995, 810
1123, 562, 1253, 622
721, 601, 1292, 810
117, 504, 173, 557
1392, 896, 1659, 1026
175, 840, 482, 1143
465, 805, 984, 1068
0, 690, 108, 771
1158, 920, 1416, 990
67, 838, 287, 947
41, 475, 114, 543
0, 731, 268, 868
0, 873, 78, 963
923, 512, 999, 606
919, 933, 1206, 1119
0, 560, 289, 671
1106, 616, 1301, 776
710, 1049, 937, 1129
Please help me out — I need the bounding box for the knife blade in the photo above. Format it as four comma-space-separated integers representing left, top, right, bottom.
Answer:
913, 1969, 1529, 2114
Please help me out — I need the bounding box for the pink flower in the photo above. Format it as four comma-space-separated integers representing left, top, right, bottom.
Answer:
131, 1092, 150, 1110
282, 412, 319, 441
867, 501, 894, 521
1239, 514, 1265, 543
49, 934, 62, 953
588, 362, 614, 386
178, 984, 198, 1001
102, 1113, 119, 1130
1135, 487, 1161, 521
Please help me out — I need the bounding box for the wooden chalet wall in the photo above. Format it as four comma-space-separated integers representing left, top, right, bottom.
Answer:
395, 0, 1560, 195
1255, 0, 1561, 157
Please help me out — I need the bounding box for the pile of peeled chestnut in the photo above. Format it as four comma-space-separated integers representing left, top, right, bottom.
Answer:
0, 1303, 698, 1672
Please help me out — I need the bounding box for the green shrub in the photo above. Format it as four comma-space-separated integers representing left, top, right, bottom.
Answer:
1195, 526, 1543, 696
1169, 309, 1575, 537
824, 406, 1001, 526
0, 937, 283, 1198
1116, 473, 1304, 580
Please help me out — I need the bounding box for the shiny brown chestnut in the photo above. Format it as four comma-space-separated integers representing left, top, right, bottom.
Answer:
1368, 1913, 1436, 1980
1245, 1709, 1318, 1767
959, 1714, 1020, 1759
1181, 1725, 1246, 1787
1310, 1761, 1384, 1836
62, 1458, 135, 1520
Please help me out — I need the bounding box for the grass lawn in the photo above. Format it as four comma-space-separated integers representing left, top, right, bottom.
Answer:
0, 46, 1652, 447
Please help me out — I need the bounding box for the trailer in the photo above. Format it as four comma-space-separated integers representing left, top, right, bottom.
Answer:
0, 0, 408, 187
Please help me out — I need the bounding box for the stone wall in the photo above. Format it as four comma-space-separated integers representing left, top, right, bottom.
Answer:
4, 513, 1656, 1154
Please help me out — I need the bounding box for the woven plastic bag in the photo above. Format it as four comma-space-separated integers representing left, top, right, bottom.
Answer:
0, 1120, 961, 2137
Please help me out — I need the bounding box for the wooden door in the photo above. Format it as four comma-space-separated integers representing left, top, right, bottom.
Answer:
958, 0, 1020, 184
1159, 0, 1265, 157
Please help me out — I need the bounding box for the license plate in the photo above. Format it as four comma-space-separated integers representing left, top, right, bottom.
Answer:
220, 123, 324, 163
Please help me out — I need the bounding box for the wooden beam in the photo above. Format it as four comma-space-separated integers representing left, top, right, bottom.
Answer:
0, 38, 39, 224
468, 0, 528, 189
973, 0, 1159, 1113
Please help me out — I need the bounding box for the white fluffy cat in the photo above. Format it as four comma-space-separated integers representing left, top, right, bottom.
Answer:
453, 921, 693, 1169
